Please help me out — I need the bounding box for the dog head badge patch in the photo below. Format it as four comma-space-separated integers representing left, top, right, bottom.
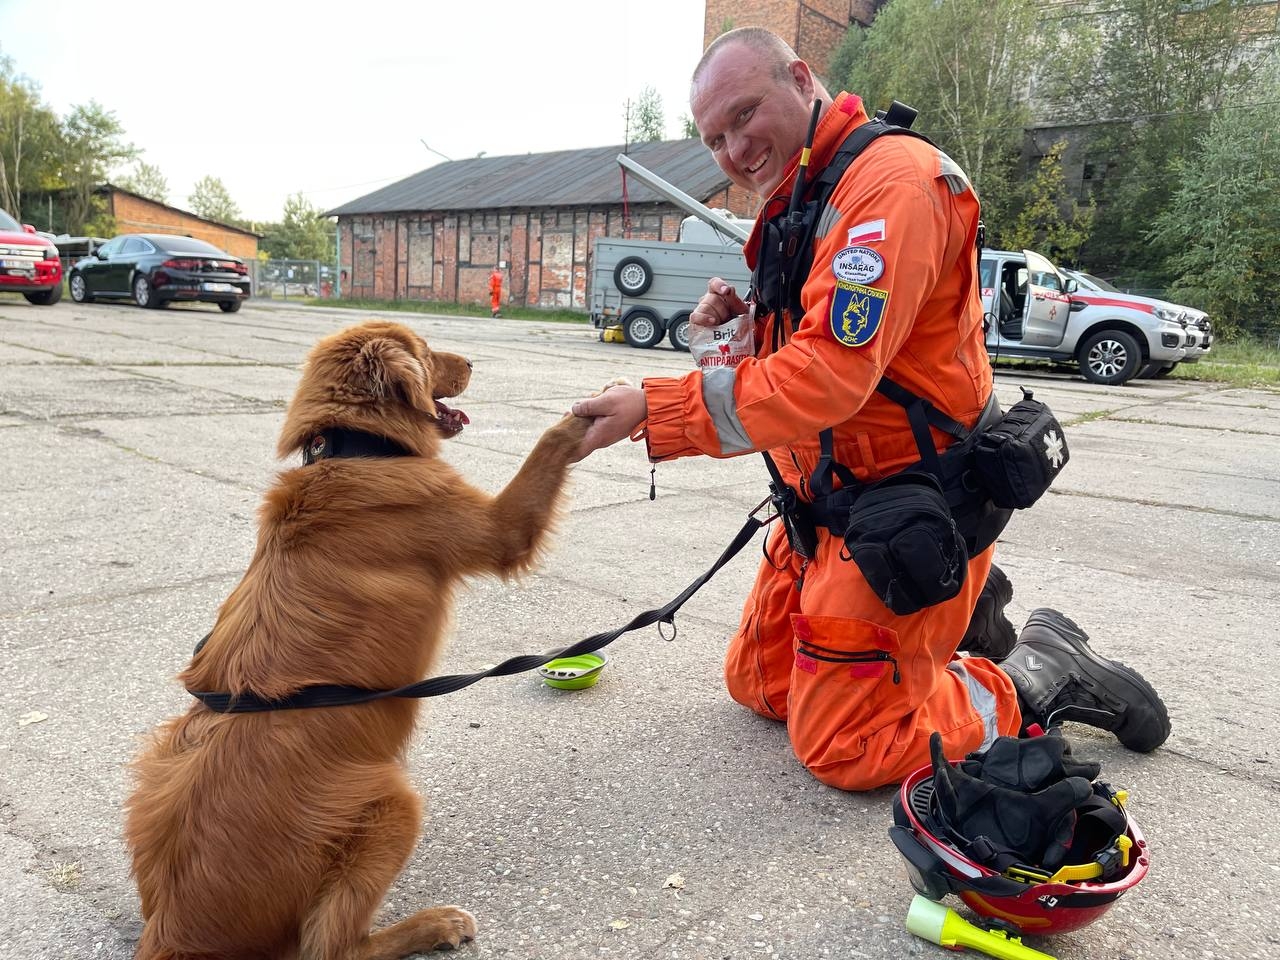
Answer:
829, 281, 888, 347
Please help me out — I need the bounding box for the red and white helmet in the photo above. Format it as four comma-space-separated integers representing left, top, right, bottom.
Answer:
889, 758, 1149, 935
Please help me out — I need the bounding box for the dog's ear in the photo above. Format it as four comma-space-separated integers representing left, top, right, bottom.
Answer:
345, 337, 436, 414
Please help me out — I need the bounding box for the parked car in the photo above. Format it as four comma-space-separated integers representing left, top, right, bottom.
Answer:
68, 234, 250, 312
979, 249, 1187, 385
0, 208, 63, 305
1062, 268, 1212, 377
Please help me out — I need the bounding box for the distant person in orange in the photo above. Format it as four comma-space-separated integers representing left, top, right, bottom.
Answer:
567, 27, 1170, 790
489, 266, 503, 318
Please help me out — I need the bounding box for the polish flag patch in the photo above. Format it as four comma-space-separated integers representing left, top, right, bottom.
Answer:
847, 218, 886, 245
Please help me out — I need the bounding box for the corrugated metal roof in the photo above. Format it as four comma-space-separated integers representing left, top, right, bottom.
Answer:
324, 139, 729, 216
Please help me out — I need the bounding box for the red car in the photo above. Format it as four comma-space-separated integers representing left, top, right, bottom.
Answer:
0, 208, 63, 305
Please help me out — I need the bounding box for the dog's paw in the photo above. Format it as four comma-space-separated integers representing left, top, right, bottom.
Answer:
591, 377, 633, 397
429, 906, 477, 950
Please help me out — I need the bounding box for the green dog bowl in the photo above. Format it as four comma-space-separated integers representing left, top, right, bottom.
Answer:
538, 651, 609, 690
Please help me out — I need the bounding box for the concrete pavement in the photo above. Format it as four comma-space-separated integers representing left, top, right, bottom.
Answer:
1, 297, 1277, 960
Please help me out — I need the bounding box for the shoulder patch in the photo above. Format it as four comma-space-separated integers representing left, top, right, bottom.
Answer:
847, 218, 886, 244
831, 245, 885, 285
829, 281, 888, 348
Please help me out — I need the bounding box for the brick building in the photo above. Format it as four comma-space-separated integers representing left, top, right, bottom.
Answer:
96, 186, 260, 260
702, 0, 887, 82
327, 139, 754, 309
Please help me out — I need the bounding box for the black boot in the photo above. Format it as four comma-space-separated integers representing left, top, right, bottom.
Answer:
958, 563, 1016, 660
1000, 608, 1171, 753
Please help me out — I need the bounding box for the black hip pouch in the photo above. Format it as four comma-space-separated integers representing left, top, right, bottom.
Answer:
839, 473, 968, 616
973, 389, 1069, 510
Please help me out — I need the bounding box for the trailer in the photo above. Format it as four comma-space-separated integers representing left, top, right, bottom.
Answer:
590, 234, 751, 350
590, 154, 753, 351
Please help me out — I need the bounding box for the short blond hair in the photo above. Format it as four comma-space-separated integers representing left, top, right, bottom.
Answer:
692, 26, 797, 87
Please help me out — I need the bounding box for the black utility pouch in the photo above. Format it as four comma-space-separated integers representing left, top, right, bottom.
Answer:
973, 388, 1070, 510
840, 473, 968, 616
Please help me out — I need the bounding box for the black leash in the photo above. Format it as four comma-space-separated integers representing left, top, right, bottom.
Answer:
188, 500, 775, 713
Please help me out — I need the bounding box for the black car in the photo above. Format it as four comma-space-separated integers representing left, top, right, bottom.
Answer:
68, 234, 251, 312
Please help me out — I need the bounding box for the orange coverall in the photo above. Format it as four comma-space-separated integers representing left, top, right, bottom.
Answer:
641, 93, 1022, 790
489, 269, 503, 313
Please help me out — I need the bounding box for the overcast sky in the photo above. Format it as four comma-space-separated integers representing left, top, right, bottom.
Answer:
0, 0, 708, 222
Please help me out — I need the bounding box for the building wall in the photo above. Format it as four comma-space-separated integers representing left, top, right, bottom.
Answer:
107, 192, 258, 260
702, 1, 884, 81
337, 186, 755, 310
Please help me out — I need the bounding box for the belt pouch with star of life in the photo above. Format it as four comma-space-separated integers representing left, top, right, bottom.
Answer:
971, 387, 1069, 510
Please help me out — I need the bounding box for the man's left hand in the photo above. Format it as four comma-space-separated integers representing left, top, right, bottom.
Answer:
569, 385, 647, 461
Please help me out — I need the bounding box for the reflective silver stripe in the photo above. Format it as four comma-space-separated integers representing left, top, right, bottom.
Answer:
701, 365, 753, 455
815, 202, 843, 240
948, 660, 998, 751
937, 150, 971, 195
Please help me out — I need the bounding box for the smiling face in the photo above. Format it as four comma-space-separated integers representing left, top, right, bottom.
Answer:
691, 43, 818, 198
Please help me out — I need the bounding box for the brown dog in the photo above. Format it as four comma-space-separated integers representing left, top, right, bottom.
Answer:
125, 320, 589, 960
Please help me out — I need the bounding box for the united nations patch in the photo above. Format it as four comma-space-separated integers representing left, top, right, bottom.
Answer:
828, 280, 888, 347
831, 245, 885, 284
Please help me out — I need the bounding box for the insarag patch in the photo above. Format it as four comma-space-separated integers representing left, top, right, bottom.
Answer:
829, 280, 888, 347
831, 245, 885, 284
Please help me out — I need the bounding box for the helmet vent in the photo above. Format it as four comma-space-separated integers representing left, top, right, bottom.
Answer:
909, 778, 935, 822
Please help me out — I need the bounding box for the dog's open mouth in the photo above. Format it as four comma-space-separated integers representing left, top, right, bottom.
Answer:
433, 400, 470, 437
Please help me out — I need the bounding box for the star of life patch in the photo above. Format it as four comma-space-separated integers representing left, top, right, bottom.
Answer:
831, 245, 885, 285
828, 280, 888, 348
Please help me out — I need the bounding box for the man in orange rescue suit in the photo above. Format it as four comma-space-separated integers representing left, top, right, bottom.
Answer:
570, 28, 1170, 790
489, 265, 503, 318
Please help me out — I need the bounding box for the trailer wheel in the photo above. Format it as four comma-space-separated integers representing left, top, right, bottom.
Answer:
622, 307, 664, 348
613, 256, 654, 296
668, 311, 691, 352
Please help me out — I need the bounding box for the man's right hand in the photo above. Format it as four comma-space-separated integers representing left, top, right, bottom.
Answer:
689, 277, 750, 328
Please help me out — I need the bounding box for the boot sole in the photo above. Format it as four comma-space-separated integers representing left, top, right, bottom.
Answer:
1022, 608, 1171, 752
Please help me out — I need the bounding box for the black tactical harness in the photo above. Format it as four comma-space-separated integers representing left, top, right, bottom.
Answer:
741, 102, 1067, 615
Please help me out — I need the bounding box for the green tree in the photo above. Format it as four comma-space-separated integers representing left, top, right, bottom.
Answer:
626, 86, 666, 143
188, 175, 241, 224
678, 113, 699, 139
1150, 85, 1280, 339
0, 52, 62, 222
1003, 140, 1094, 265
119, 159, 169, 205
836, 0, 1050, 233
57, 101, 135, 235
1070, 0, 1273, 279
264, 193, 332, 261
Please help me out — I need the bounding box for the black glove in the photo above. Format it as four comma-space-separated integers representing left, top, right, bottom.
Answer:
958, 728, 1100, 791
930, 732, 1092, 872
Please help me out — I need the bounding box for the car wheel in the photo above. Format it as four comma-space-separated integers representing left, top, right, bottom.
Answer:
668, 311, 691, 351
1078, 329, 1142, 385
622, 307, 664, 348
613, 256, 654, 297
23, 285, 63, 305
218, 300, 243, 313
69, 273, 92, 303
133, 274, 162, 309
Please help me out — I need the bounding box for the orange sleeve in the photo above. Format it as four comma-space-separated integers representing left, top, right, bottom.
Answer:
644, 138, 957, 461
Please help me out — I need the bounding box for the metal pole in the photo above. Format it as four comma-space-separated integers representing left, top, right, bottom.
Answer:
615, 153, 751, 244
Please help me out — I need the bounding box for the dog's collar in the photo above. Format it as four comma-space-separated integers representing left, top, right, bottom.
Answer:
302, 428, 412, 465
